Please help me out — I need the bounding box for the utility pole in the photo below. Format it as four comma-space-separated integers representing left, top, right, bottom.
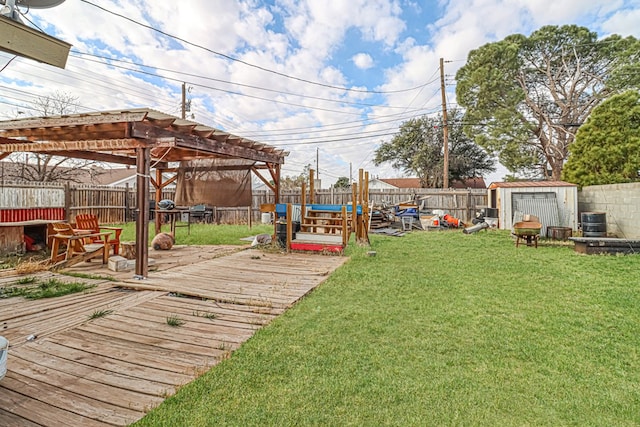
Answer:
440, 58, 449, 188
181, 82, 186, 119
316, 147, 319, 180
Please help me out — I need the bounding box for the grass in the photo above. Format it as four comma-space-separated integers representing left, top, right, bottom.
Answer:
117, 222, 274, 246
193, 310, 217, 320
89, 309, 114, 319
63, 272, 118, 282
16, 276, 37, 285
166, 315, 186, 327
1, 277, 95, 300
133, 229, 640, 426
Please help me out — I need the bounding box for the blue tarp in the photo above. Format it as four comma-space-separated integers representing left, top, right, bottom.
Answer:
275, 203, 362, 216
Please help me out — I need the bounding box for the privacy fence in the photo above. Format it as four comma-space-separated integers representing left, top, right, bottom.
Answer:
0, 182, 489, 224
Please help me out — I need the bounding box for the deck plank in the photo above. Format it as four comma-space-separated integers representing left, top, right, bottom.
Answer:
11, 341, 178, 395
0, 246, 347, 426
0, 373, 128, 426
8, 355, 164, 412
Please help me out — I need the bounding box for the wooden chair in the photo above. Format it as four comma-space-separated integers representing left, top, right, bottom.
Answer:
49, 222, 111, 269
75, 214, 122, 255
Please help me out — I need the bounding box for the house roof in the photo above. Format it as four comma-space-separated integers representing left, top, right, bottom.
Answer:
0, 162, 173, 187
92, 167, 137, 186
488, 180, 577, 189
379, 178, 421, 188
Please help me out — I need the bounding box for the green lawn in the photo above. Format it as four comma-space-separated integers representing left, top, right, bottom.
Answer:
132, 229, 640, 426
117, 222, 274, 246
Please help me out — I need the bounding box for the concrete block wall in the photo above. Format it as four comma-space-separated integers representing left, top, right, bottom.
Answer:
579, 182, 640, 239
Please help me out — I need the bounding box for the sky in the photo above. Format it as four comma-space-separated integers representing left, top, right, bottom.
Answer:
0, 0, 639, 187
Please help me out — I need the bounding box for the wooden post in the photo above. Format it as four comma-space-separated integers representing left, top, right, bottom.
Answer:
274, 163, 281, 204
440, 58, 449, 189
341, 205, 348, 248
309, 168, 315, 204
135, 147, 150, 278
357, 169, 364, 240
64, 182, 71, 222
361, 171, 370, 244
247, 206, 252, 229
286, 203, 292, 253
154, 169, 163, 234
351, 183, 357, 238
358, 169, 364, 205
301, 182, 308, 232
124, 183, 130, 223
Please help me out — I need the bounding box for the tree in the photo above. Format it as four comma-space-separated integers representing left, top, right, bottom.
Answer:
332, 176, 350, 189
279, 164, 312, 191
374, 109, 495, 188
455, 25, 640, 180
5, 92, 106, 183
562, 90, 640, 187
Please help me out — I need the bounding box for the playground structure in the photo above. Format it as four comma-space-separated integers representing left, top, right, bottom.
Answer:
262, 168, 371, 253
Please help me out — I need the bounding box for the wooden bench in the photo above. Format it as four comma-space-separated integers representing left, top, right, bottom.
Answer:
49, 223, 111, 269
75, 214, 122, 255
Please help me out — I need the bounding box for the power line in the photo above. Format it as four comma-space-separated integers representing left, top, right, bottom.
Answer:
71, 52, 441, 111
68, 53, 433, 116
80, 0, 434, 95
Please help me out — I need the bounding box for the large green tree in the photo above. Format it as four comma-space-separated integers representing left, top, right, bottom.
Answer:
374, 109, 495, 188
562, 90, 640, 187
456, 25, 639, 180
279, 163, 312, 190
332, 176, 351, 189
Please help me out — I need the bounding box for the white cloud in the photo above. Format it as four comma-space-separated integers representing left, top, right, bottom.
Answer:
600, 8, 640, 36
352, 53, 375, 69
2, 0, 639, 185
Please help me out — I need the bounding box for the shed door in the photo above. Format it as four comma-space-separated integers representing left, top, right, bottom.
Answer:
511, 192, 560, 237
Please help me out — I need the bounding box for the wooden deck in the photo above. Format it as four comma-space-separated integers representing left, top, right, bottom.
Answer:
0, 248, 347, 426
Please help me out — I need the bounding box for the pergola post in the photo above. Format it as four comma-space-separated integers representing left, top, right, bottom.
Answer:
154, 168, 163, 234
135, 147, 150, 278
275, 163, 281, 204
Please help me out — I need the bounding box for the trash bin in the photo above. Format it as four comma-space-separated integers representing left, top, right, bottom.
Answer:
276, 221, 296, 247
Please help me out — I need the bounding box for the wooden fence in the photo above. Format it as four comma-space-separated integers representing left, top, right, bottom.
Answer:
0, 183, 488, 224
252, 189, 488, 222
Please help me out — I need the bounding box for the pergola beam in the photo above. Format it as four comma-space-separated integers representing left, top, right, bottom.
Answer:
0, 137, 149, 152
0, 110, 149, 131
131, 122, 284, 164
251, 166, 277, 193
45, 150, 144, 167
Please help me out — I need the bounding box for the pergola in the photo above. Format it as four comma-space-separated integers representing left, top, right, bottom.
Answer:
0, 108, 287, 277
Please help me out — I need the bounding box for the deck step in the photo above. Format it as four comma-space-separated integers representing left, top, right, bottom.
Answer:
300, 224, 344, 230
290, 241, 344, 253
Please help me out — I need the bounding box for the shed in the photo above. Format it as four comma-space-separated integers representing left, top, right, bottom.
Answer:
487, 181, 578, 236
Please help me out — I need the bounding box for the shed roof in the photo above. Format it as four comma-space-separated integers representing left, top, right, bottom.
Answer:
488, 180, 576, 189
